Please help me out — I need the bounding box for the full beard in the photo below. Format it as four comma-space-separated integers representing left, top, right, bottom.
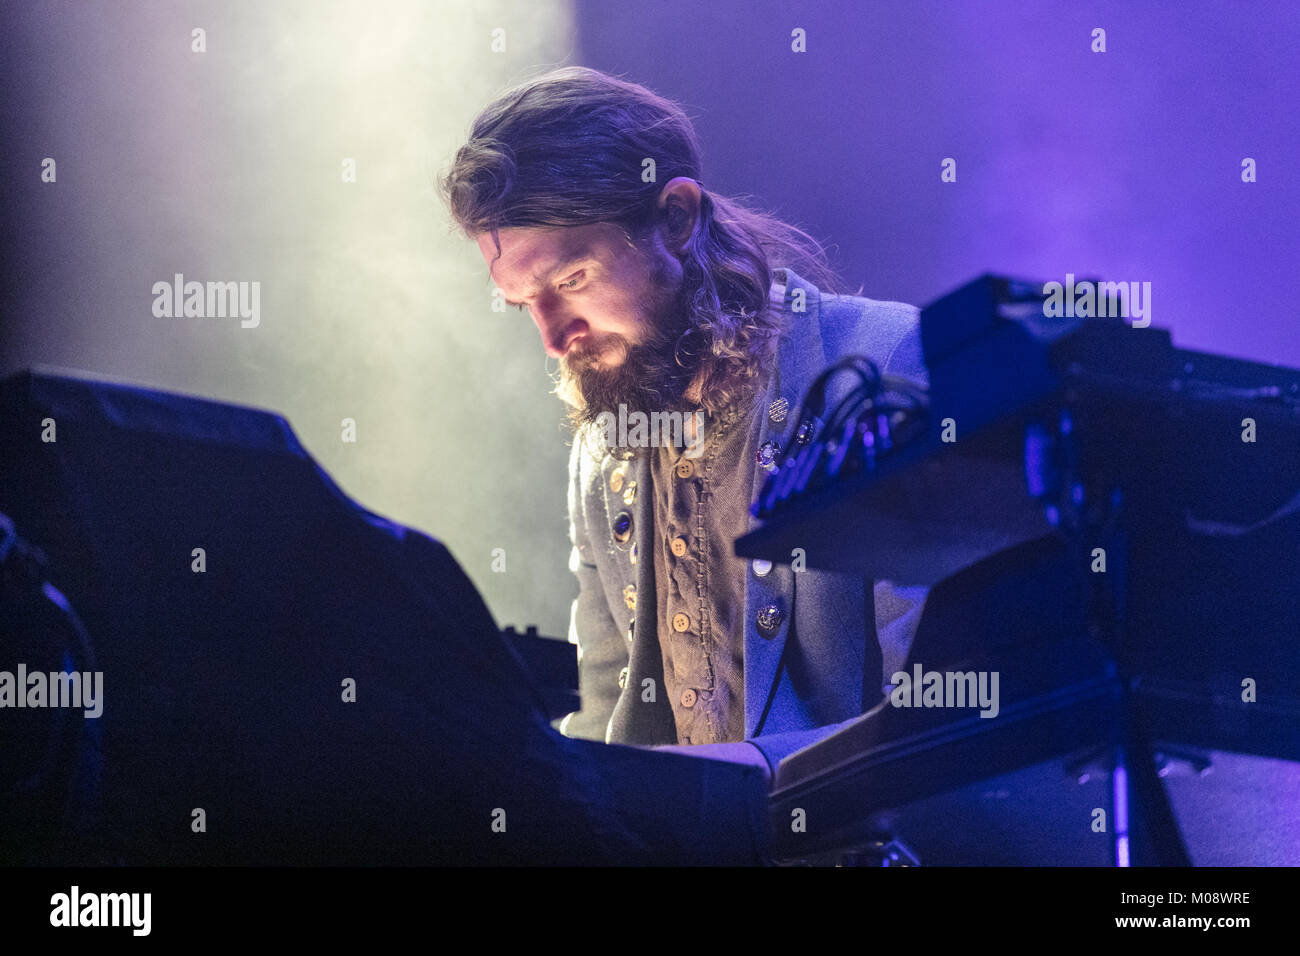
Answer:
559, 265, 702, 430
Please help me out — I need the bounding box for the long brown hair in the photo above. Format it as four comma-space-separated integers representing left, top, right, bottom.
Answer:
438, 66, 849, 423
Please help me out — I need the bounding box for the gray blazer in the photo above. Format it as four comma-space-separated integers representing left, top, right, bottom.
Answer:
561, 266, 931, 770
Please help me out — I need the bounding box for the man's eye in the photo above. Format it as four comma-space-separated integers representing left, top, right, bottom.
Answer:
509, 274, 581, 310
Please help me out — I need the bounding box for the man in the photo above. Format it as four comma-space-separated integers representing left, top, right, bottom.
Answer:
440, 66, 928, 786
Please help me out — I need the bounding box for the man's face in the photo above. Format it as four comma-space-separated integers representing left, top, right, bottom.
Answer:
477, 222, 698, 424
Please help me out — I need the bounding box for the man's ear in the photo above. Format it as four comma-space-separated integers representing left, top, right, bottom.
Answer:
656, 177, 703, 254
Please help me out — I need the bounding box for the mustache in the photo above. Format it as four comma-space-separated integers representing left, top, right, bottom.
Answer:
562, 332, 632, 371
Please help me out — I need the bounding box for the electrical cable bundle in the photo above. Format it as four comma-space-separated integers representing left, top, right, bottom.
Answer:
754, 356, 930, 517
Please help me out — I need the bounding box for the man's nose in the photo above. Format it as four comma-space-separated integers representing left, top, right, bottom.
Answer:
532, 306, 588, 359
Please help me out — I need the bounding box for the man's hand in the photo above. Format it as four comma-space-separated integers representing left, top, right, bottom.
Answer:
654, 741, 773, 788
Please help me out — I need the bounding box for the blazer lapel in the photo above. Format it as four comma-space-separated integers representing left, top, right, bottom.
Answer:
743, 267, 827, 738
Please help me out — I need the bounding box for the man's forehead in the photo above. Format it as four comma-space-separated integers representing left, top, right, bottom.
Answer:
480, 223, 613, 285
